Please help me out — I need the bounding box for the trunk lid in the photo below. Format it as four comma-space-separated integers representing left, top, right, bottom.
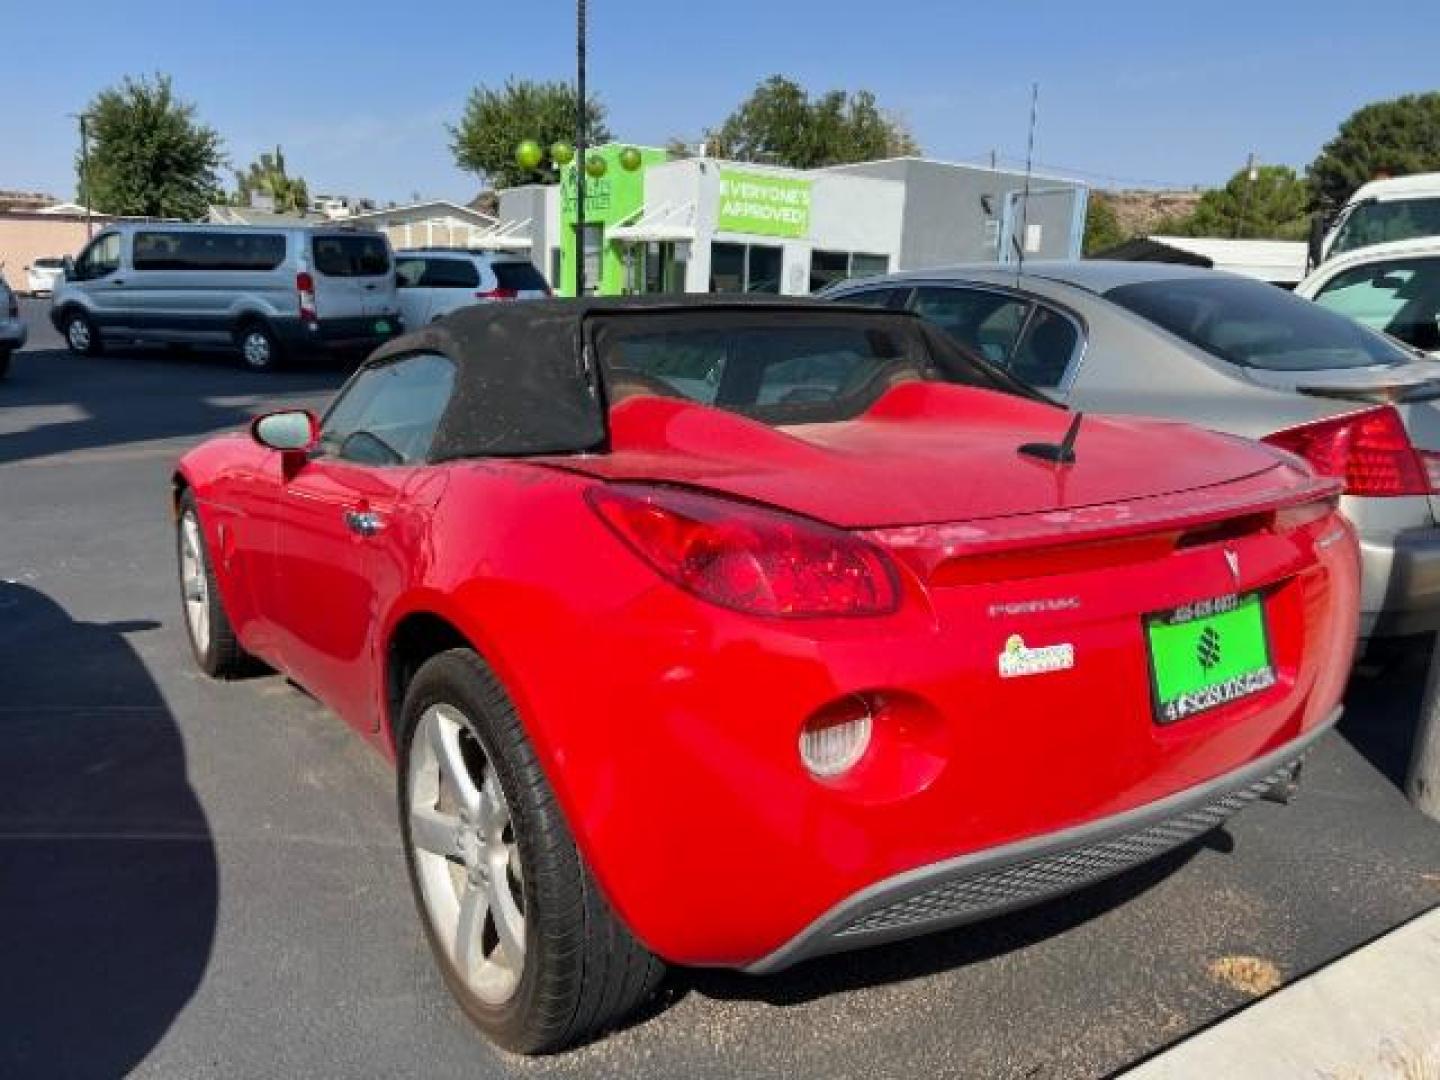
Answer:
563, 383, 1295, 530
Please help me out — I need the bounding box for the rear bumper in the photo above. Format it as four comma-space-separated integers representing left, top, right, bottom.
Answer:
747, 708, 1335, 973
1360, 526, 1440, 637
272, 314, 403, 354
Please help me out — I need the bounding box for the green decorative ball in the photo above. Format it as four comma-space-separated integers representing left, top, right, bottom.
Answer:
550, 141, 575, 166
515, 140, 544, 170
585, 154, 608, 179
619, 147, 643, 172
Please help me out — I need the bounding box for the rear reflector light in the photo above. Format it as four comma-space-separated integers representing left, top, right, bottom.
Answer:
799, 696, 874, 777
296, 271, 317, 322
1264, 405, 1433, 497
587, 484, 900, 617
477, 287, 518, 300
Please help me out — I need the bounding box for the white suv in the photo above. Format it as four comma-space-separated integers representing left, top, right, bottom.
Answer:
394, 249, 551, 327
25, 257, 65, 297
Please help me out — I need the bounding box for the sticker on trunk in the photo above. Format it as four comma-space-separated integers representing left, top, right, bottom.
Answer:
998, 634, 1075, 678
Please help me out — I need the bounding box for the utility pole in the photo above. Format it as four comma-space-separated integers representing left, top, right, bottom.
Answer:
74, 113, 94, 238
1237, 152, 1257, 239
574, 0, 588, 298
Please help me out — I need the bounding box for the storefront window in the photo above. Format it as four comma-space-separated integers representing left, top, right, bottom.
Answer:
711, 242, 783, 294
809, 250, 890, 292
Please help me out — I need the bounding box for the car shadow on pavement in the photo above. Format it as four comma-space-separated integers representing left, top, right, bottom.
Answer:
0, 582, 218, 1079
682, 836, 1202, 1009
1342, 641, 1431, 789
0, 345, 346, 468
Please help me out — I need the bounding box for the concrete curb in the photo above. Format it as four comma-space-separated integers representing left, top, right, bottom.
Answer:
1121, 906, 1440, 1079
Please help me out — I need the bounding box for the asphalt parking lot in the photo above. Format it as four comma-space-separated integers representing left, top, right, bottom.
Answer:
2, 295, 1439, 1080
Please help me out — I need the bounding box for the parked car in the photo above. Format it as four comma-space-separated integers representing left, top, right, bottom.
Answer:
1309, 171, 1440, 270
1294, 238, 1440, 356
174, 297, 1357, 1052
394, 248, 551, 327
49, 223, 403, 371
0, 276, 26, 377
24, 256, 65, 297
826, 262, 1440, 638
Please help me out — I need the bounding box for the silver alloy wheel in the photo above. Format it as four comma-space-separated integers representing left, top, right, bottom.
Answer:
67, 316, 91, 352
179, 512, 211, 655
408, 703, 527, 1005
241, 330, 272, 369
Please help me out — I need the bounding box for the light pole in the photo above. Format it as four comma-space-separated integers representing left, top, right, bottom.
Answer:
575, 0, 588, 297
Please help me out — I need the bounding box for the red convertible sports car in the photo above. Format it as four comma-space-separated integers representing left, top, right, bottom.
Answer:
174, 297, 1360, 1053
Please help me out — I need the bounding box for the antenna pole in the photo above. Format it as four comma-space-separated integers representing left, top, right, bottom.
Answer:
1016, 83, 1038, 279
574, 0, 588, 297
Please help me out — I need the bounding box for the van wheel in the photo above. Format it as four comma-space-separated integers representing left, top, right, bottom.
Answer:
0, 349, 10, 379
63, 310, 102, 356
236, 323, 283, 372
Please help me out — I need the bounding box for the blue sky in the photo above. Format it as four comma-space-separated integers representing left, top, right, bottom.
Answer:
3, 0, 1436, 203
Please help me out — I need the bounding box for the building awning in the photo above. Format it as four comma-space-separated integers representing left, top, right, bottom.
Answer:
467, 218, 533, 250
608, 201, 696, 243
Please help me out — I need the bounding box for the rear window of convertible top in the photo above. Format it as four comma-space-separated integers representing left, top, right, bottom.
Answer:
593, 312, 997, 426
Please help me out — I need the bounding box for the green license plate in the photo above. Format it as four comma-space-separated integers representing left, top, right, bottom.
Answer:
375, 320, 391, 334
1145, 593, 1276, 724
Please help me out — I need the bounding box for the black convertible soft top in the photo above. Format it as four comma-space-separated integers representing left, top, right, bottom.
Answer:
363, 295, 1047, 461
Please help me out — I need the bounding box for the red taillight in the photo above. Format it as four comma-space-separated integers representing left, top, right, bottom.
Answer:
1264, 405, 1434, 497
296, 271, 317, 322
586, 484, 901, 617
476, 287, 519, 301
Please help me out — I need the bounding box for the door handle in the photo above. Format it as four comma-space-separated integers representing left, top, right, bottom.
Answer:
344, 509, 385, 537
111, 279, 125, 286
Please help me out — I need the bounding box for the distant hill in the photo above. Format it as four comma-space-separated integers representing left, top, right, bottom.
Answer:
0, 190, 59, 213
1100, 189, 1203, 236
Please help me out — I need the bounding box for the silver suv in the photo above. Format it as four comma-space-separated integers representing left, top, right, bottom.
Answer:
49, 223, 403, 371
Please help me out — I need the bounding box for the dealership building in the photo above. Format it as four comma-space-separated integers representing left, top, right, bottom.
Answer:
495, 144, 1089, 297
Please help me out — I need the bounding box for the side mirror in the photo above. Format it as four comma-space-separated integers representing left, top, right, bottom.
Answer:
1306, 213, 1325, 273
62, 255, 76, 282
251, 409, 318, 452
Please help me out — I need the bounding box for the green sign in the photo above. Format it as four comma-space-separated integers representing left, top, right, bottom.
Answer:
1146, 593, 1275, 724
718, 169, 812, 238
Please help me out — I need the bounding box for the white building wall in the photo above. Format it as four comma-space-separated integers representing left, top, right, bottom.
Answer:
648, 159, 905, 294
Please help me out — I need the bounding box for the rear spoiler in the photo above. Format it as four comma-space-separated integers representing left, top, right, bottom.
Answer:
1297, 380, 1440, 405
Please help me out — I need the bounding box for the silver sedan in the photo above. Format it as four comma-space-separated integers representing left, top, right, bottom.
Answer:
826, 261, 1440, 638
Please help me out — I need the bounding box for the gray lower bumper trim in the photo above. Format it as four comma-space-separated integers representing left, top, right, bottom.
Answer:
746, 709, 1339, 974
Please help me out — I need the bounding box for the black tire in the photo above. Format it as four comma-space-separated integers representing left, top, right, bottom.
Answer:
176, 490, 251, 678
62, 309, 102, 356
235, 321, 284, 372
0, 349, 10, 379
398, 649, 665, 1054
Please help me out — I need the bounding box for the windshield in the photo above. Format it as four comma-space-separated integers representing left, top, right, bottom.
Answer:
1106, 276, 1414, 371
1331, 198, 1440, 257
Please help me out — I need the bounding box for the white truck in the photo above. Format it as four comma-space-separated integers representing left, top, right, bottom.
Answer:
1310, 172, 1440, 269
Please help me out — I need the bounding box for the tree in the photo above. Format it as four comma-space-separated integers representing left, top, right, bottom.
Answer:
79, 74, 225, 219
450, 79, 608, 189
707, 76, 920, 169
1083, 193, 1127, 254
1171, 164, 1310, 240
233, 146, 309, 213
1309, 93, 1440, 209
